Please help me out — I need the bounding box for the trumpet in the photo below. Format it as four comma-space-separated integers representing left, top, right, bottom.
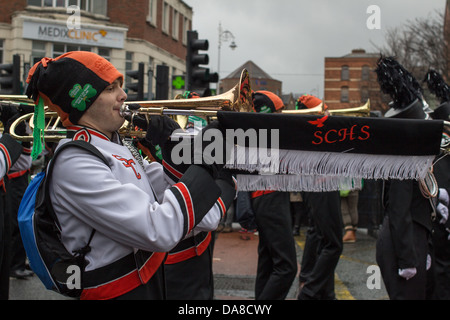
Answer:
328, 100, 371, 117
8, 69, 254, 142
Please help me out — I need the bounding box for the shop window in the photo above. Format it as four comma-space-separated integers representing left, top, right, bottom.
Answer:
31, 41, 46, 64
52, 43, 91, 58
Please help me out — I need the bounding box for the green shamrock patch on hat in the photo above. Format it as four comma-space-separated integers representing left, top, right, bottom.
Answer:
69, 83, 97, 111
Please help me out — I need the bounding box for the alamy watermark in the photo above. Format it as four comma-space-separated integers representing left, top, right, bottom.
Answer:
366, 265, 382, 290
169, 121, 280, 172
66, 5, 81, 30
367, 5, 381, 30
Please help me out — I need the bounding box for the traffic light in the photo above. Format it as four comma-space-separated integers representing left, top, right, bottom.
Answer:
125, 62, 144, 101
186, 30, 213, 97
155, 65, 169, 100
0, 54, 21, 95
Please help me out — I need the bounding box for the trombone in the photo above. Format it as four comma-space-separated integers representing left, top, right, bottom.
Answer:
7, 69, 254, 142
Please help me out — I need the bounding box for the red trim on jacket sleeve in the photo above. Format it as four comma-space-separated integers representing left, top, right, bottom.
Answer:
172, 182, 195, 233
0, 143, 12, 173
164, 232, 211, 265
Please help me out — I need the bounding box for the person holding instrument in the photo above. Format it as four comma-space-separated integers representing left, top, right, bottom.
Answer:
25, 51, 235, 300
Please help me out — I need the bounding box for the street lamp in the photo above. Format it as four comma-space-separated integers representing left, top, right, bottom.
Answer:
217, 22, 237, 93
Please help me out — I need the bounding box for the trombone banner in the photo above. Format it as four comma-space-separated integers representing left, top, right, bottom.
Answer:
216, 111, 444, 191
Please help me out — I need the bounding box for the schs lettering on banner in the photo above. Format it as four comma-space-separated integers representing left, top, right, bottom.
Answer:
311, 124, 370, 145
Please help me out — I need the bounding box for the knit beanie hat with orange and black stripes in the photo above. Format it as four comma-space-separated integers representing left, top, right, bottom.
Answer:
26, 51, 124, 127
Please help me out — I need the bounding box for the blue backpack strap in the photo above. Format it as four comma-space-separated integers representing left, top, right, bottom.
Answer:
44, 140, 109, 255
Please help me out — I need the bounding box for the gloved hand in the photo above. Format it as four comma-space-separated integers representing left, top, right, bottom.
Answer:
122, 103, 181, 146
437, 188, 449, 224
4, 112, 27, 137
132, 115, 180, 147
0, 103, 19, 130
192, 120, 233, 179
437, 202, 449, 224
215, 169, 238, 210
398, 267, 417, 280
439, 188, 449, 206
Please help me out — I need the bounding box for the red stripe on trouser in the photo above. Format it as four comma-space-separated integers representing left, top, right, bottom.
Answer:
173, 182, 194, 232
164, 232, 211, 264
80, 252, 166, 300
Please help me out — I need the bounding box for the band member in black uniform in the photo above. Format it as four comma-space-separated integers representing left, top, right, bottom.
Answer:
294, 95, 344, 300
375, 57, 435, 299
250, 91, 297, 300
424, 70, 450, 299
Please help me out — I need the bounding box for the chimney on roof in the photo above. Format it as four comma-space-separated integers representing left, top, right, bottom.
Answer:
352, 49, 366, 54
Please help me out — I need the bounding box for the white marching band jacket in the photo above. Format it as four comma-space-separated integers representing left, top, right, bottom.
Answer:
49, 127, 226, 299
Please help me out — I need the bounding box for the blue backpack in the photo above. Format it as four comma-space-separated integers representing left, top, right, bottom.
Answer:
18, 140, 108, 297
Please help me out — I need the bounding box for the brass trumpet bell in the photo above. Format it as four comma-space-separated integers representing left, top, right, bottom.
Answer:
328, 99, 371, 117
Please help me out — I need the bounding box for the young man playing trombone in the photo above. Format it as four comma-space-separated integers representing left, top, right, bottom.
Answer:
25, 51, 235, 300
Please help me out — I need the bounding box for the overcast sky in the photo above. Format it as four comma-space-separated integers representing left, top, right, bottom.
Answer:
183, 0, 446, 98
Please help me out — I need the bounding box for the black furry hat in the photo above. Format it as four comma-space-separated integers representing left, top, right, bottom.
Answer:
375, 56, 426, 119
375, 56, 423, 109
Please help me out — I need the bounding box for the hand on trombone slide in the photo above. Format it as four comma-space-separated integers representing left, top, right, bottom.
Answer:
122, 103, 181, 146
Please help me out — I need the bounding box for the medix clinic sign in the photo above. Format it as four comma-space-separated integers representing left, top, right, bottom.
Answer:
22, 17, 127, 49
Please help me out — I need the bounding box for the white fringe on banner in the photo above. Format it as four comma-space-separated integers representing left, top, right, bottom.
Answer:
236, 174, 363, 192
225, 145, 435, 181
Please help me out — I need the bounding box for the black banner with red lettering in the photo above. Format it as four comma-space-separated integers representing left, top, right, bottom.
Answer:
216, 111, 444, 191
217, 111, 443, 156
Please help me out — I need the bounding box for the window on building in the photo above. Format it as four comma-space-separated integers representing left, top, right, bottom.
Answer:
361, 86, 369, 103
91, 0, 107, 15
182, 17, 189, 45
27, 0, 42, 5
162, 2, 170, 34
31, 41, 46, 64
361, 65, 370, 81
341, 65, 349, 81
125, 51, 133, 86
148, 56, 154, 75
172, 9, 179, 40
98, 47, 110, 61
52, 43, 91, 58
341, 86, 349, 102
0, 40, 3, 63
27, 0, 107, 15
147, 0, 157, 26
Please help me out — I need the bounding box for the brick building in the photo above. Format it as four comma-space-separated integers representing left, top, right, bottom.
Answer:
219, 60, 288, 105
0, 0, 192, 99
324, 49, 386, 113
